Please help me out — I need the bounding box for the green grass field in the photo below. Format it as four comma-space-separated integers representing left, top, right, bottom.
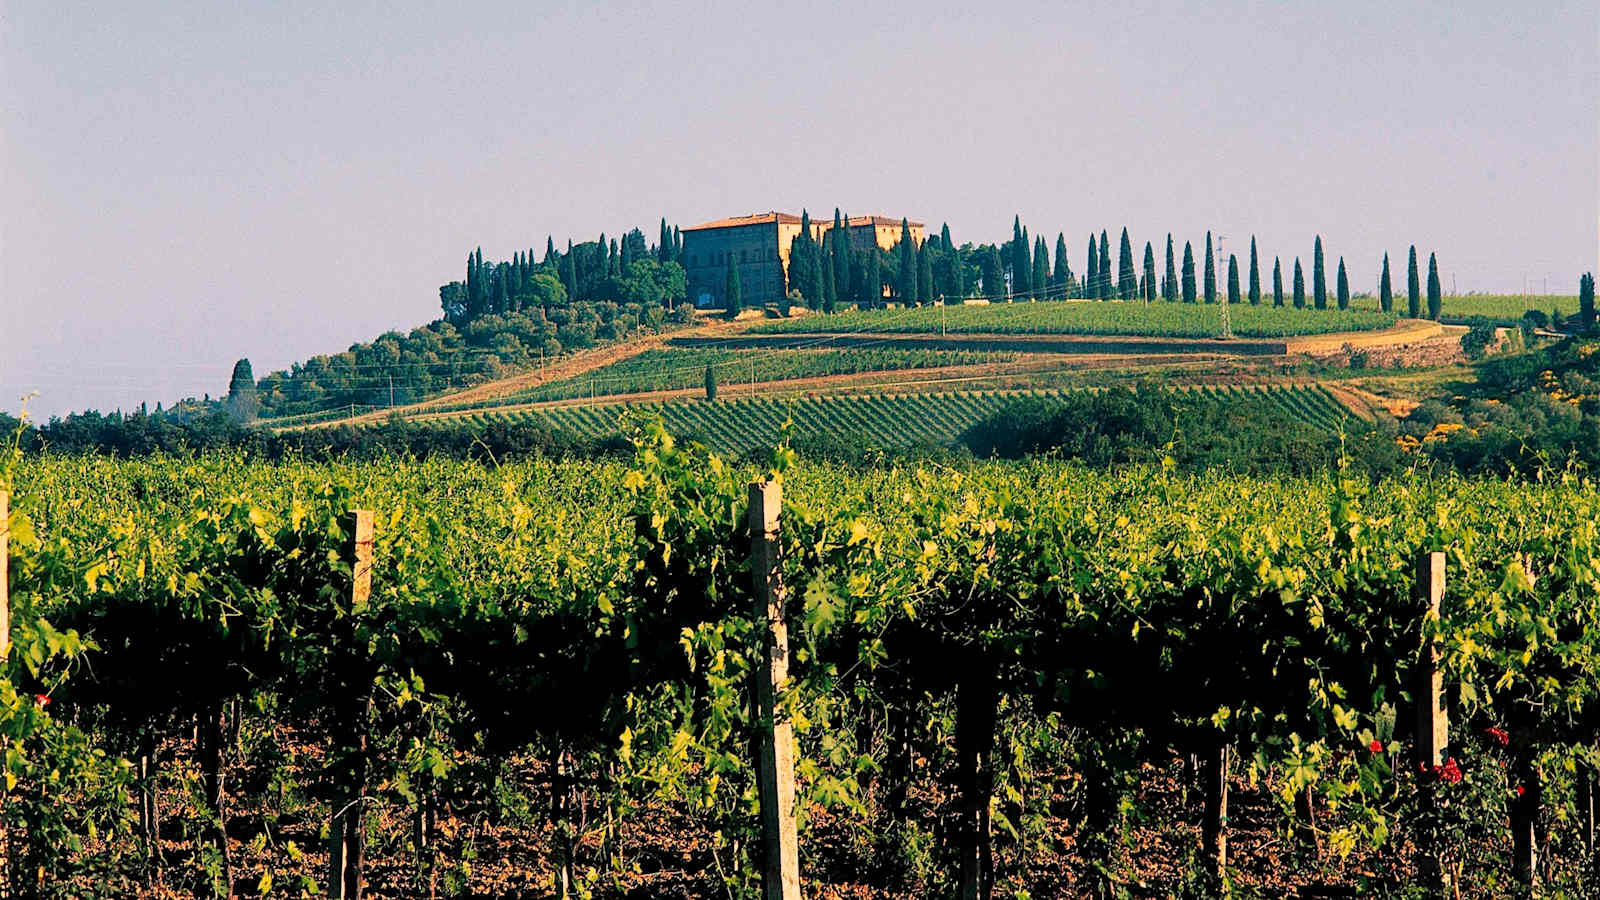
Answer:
1347, 293, 1578, 322
437, 384, 1353, 454
748, 300, 1396, 338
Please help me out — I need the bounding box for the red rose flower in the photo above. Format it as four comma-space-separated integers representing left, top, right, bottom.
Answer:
1484, 726, 1509, 747
1515, 785, 1526, 796
1369, 739, 1383, 753
33, 694, 50, 707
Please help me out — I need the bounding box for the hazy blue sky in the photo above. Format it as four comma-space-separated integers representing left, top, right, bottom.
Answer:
3, 0, 1596, 418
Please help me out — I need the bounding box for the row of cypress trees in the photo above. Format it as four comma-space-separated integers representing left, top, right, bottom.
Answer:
1001, 218, 1446, 320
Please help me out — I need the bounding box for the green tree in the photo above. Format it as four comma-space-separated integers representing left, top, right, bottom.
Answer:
1427, 252, 1442, 320
658, 219, 672, 263
1010, 216, 1030, 298
864, 246, 883, 306
1227, 254, 1241, 305
1053, 233, 1071, 292
1336, 257, 1350, 310
1581, 272, 1596, 332
1273, 256, 1285, 307
1181, 241, 1197, 304
897, 218, 918, 302
918, 242, 934, 306
1203, 232, 1217, 303
1085, 235, 1100, 300
1033, 236, 1050, 299
561, 240, 576, 300
983, 244, 1006, 298
1248, 236, 1261, 305
1163, 234, 1178, 301
724, 254, 742, 317
704, 363, 717, 400
1312, 236, 1326, 309
1117, 227, 1136, 299
1408, 245, 1421, 318
940, 223, 953, 252
1098, 231, 1111, 300
226, 358, 259, 424
1142, 242, 1157, 302
1379, 253, 1393, 313
1293, 257, 1306, 308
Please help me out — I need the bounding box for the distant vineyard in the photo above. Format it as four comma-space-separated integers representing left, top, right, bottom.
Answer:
438, 384, 1353, 453
423, 347, 1016, 414
749, 300, 1397, 339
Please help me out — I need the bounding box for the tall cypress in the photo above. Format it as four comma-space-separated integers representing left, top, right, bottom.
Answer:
1031, 237, 1048, 298
546, 236, 557, 266
1142, 242, 1157, 302
1273, 257, 1285, 307
1407, 245, 1421, 318
940, 223, 954, 252
918, 242, 934, 307
1579, 272, 1595, 332
724, 254, 742, 316
1379, 254, 1393, 313
1248, 237, 1261, 305
1163, 234, 1178, 301
897, 218, 918, 303
1227, 254, 1241, 305
226, 358, 259, 424
1336, 257, 1350, 310
1098, 231, 1111, 301
1203, 232, 1216, 303
673, 226, 683, 265
1312, 236, 1326, 310
986, 245, 1006, 298
1053, 233, 1070, 291
865, 244, 883, 306
1117, 227, 1136, 299
1181, 242, 1197, 304
1086, 237, 1100, 300
832, 209, 850, 302
1293, 258, 1306, 308
658, 219, 671, 263
1427, 252, 1442, 320
561, 240, 576, 299
1010, 216, 1030, 298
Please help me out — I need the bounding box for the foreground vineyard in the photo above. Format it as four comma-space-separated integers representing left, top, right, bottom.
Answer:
4, 440, 1600, 897
447, 384, 1352, 453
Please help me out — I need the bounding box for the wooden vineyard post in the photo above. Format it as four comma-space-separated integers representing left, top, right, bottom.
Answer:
1412, 551, 1448, 896
748, 482, 801, 900
329, 510, 374, 900
1201, 743, 1229, 882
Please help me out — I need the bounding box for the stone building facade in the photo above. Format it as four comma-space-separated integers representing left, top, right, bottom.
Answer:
682, 212, 925, 308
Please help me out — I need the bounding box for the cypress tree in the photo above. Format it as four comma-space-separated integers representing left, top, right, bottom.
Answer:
620, 237, 633, 271
1203, 232, 1217, 303
1181, 242, 1197, 304
1033, 236, 1050, 299
897, 218, 918, 302
1010, 217, 1029, 298
704, 363, 717, 400
832, 210, 850, 301
1117, 227, 1136, 299
865, 246, 883, 306
918, 242, 934, 307
1164, 234, 1178, 301
1408, 245, 1421, 318
1098, 231, 1111, 301
1086, 236, 1100, 300
940, 223, 953, 252
561, 241, 576, 299
1293, 258, 1306, 308
659, 219, 672, 263
1054, 233, 1070, 291
1248, 237, 1261, 305
1580, 273, 1596, 332
1142, 242, 1157, 302
725, 254, 742, 316
1336, 257, 1350, 310
1313, 236, 1326, 309
821, 252, 837, 313
1427, 252, 1442, 320
546, 237, 557, 266
226, 358, 259, 424
983, 245, 1006, 298
1273, 257, 1285, 306
673, 226, 683, 265
1379, 254, 1393, 312
1227, 254, 1241, 305
465, 251, 478, 319
610, 239, 621, 276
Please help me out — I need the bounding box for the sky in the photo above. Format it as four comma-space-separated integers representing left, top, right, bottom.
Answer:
2, 0, 1596, 418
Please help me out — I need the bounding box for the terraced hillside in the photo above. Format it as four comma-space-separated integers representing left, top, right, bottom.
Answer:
749, 300, 1397, 338
431, 384, 1354, 455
